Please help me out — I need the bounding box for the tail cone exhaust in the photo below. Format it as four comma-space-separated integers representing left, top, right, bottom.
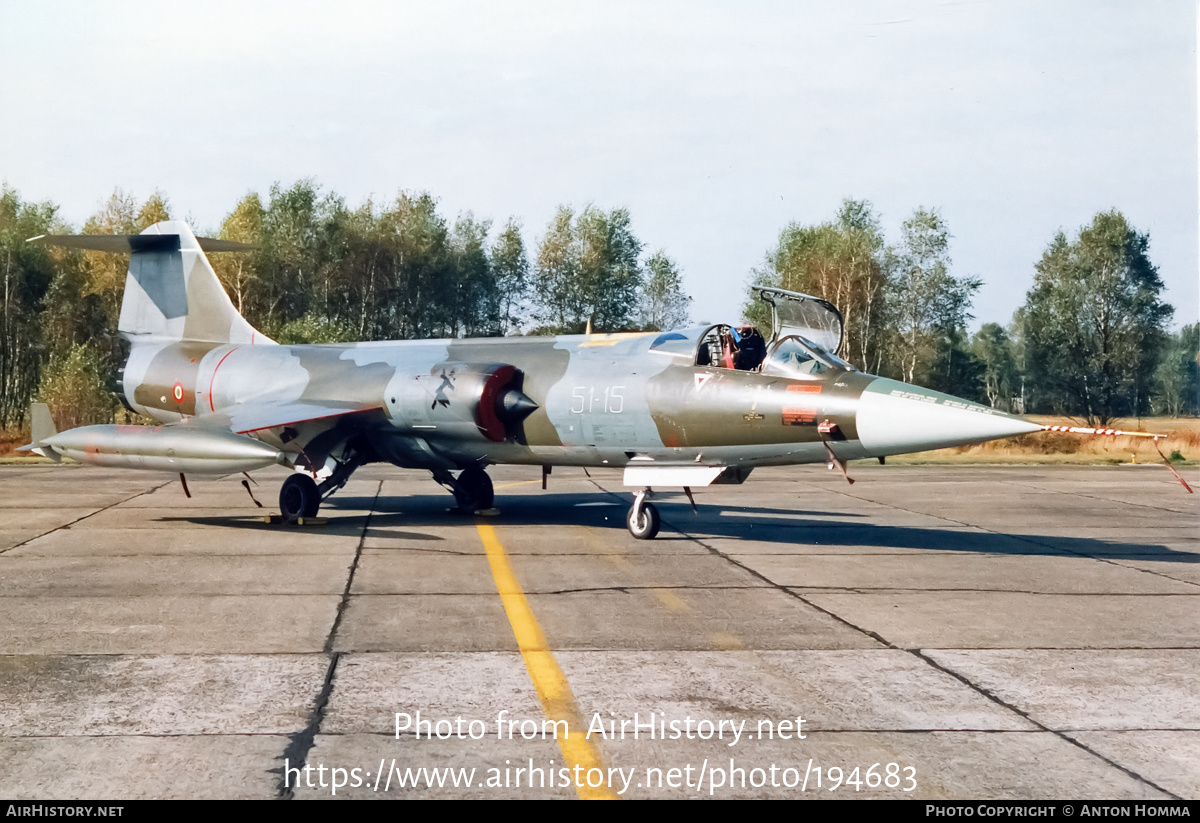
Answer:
497, 389, 539, 423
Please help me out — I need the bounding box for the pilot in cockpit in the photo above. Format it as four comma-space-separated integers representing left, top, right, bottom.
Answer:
697, 324, 769, 372
735, 326, 766, 371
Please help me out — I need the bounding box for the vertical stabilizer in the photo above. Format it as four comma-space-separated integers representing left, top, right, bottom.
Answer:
30, 403, 57, 445
27, 222, 273, 345
117, 221, 272, 344
18, 403, 61, 460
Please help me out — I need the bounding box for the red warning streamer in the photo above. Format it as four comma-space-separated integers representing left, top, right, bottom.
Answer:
1152, 439, 1194, 494
1041, 426, 1193, 494
1043, 425, 1158, 437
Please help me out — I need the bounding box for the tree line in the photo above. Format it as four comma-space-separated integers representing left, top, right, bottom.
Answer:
746, 200, 1196, 426
0, 182, 692, 428
0, 183, 1194, 430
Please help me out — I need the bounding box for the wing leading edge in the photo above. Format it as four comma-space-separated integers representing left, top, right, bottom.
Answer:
220, 402, 385, 435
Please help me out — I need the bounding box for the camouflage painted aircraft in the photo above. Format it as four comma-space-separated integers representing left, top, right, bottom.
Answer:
23, 221, 1170, 539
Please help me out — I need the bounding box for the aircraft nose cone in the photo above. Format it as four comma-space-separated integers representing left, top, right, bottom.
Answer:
496, 389, 539, 422
856, 377, 1042, 455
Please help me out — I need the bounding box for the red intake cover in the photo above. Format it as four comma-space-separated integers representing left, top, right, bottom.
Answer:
476, 365, 519, 442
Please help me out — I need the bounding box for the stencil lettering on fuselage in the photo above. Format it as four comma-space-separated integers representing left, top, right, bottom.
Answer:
782, 384, 822, 426
545, 335, 670, 451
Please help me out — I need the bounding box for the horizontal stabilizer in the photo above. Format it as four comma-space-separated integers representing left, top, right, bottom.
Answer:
28, 221, 270, 346
26, 234, 255, 252
15, 442, 60, 460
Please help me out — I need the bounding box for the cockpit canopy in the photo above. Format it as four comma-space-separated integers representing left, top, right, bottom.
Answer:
751, 286, 844, 355
646, 287, 851, 377
648, 324, 853, 377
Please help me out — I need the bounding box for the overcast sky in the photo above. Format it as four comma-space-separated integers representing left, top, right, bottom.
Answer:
2, 1, 1196, 329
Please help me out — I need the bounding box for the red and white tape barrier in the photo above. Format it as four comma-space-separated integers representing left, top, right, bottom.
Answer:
1042, 425, 1159, 438
1040, 425, 1192, 493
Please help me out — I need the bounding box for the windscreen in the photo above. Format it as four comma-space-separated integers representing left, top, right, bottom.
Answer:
761, 335, 854, 379
752, 287, 844, 355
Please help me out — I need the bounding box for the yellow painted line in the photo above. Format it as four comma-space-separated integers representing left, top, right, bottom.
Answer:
477, 523, 618, 800
494, 479, 544, 490
651, 587, 689, 613
711, 631, 744, 650
575, 529, 746, 652
604, 554, 633, 572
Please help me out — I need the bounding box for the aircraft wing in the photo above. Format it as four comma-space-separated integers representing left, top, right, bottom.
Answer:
218, 401, 384, 434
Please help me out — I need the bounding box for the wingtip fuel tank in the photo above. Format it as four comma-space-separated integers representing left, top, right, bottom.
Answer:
38, 424, 286, 474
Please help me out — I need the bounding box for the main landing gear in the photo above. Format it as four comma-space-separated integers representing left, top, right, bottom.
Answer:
278, 450, 365, 523
627, 488, 660, 540
434, 465, 495, 513
455, 465, 494, 511
279, 474, 320, 521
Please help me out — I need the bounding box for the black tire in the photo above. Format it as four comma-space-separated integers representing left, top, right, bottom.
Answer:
627, 501, 661, 539
280, 473, 320, 522
455, 466, 494, 511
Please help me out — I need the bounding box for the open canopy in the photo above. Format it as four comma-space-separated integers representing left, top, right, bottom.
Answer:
751, 286, 844, 355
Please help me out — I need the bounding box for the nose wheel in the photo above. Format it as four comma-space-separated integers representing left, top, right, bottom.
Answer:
627, 489, 660, 539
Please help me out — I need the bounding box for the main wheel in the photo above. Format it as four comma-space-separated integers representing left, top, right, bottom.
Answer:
280, 473, 320, 522
455, 466, 494, 512
627, 501, 661, 539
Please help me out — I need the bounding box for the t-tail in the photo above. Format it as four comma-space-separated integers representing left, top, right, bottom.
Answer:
27, 221, 272, 346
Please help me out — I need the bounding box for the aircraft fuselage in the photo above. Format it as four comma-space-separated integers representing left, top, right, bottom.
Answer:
119, 329, 1036, 475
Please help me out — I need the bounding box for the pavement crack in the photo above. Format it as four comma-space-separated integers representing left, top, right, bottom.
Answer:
523, 584, 766, 596
276, 651, 342, 799
373, 547, 474, 556
275, 479, 380, 799
591, 475, 1186, 800
0, 480, 173, 555
585, 476, 897, 648
1100, 560, 1200, 591
324, 480, 381, 654
811, 481, 1200, 592
1002, 478, 1195, 515
911, 649, 1182, 800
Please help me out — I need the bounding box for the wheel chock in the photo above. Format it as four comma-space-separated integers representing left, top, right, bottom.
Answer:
261, 513, 328, 527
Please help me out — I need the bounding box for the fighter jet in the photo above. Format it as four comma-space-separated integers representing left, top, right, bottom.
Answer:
21, 220, 1142, 539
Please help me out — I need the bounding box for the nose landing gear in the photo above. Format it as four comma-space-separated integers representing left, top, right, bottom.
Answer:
627, 488, 660, 539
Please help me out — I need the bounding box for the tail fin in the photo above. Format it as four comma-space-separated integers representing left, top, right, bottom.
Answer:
18, 403, 61, 460
27, 221, 273, 345
30, 402, 57, 444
